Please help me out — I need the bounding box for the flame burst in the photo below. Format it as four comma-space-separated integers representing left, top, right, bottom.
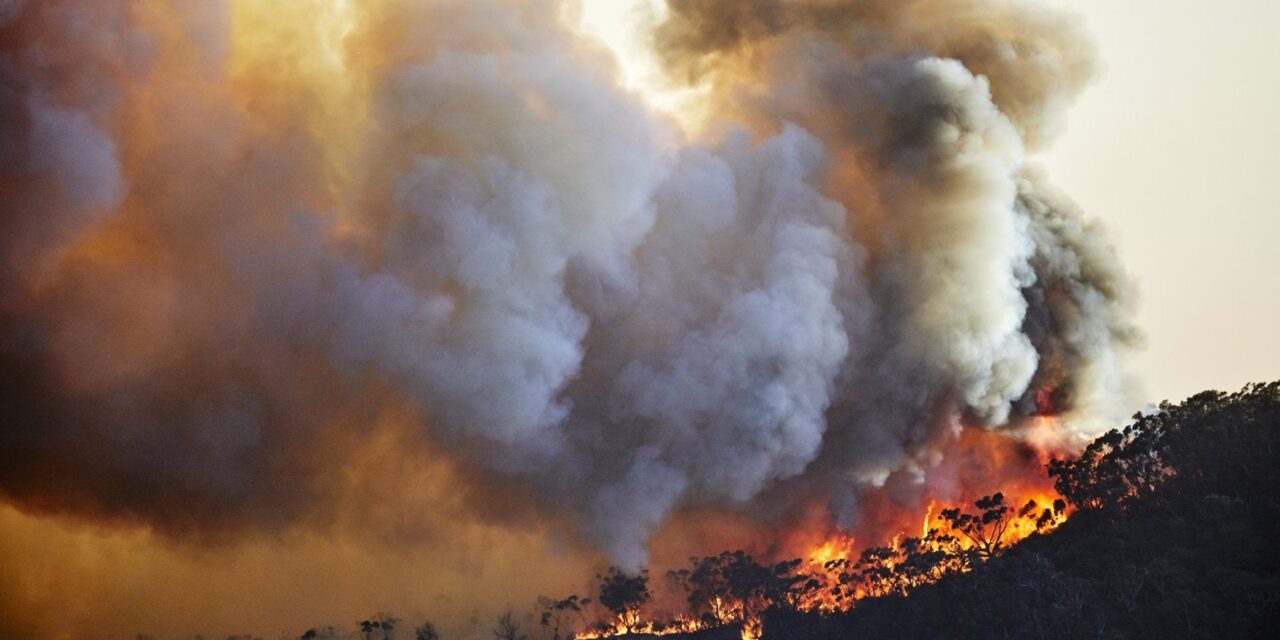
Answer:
576, 485, 1069, 640
578, 420, 1073, 640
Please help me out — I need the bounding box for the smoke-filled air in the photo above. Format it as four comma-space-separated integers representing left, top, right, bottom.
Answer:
0, 0, 1144, 637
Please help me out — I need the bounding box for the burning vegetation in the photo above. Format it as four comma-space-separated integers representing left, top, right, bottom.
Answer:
535, 406, 1084, 640
293, 382, 1279, 640
0, 0, 1157, 637
545, 488, 1067, 640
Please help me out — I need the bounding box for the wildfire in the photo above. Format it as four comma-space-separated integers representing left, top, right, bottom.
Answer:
572, 490, 1070, 640
574, 419, 1075, 640
809, 535, 858, 568
576, 618, 757, 640
575, 616, 704, 639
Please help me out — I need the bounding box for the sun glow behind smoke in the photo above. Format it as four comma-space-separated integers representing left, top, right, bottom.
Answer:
575, 0, 709, 133
229, 0, 369, 201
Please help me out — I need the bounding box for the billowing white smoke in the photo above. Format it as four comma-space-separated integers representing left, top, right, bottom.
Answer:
569, 125, 861, 565
0, 0, 1137, 566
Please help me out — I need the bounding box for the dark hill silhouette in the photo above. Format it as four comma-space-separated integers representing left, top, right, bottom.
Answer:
763, 381, 1280, 639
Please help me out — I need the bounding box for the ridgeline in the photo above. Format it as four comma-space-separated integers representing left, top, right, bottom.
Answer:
765, 381, 1280, 639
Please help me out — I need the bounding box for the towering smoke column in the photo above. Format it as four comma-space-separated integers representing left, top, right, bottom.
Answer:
0, 0, 1137, 588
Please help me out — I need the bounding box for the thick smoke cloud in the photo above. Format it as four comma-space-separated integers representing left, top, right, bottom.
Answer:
652, 0, 1138, 530
0, 0, 1137, 570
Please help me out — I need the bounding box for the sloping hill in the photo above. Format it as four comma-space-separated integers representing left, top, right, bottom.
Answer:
763, 382, 1280, 639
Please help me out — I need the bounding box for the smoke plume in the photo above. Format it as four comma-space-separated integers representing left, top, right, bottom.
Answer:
0, 0, 1137, 599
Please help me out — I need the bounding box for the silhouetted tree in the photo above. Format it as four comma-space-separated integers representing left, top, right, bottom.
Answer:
669, 551, 814, 626
492, 610, 526, 640
939, 493, 1013, 559
378, 615, 398, 640
358, 614, 397, 640
597, 567, 651, 632
720, 552, 806, 622
539, 594, 590, 640
414, 621, 440, 640
669, 553, 737, 625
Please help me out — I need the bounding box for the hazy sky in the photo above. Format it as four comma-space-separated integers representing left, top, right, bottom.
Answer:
581, 0, 1280, 407
1040, 0, 1280, 405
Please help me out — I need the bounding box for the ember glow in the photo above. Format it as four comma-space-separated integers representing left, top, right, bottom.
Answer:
567, 418, 1074, 640
0, 0, 1138, 637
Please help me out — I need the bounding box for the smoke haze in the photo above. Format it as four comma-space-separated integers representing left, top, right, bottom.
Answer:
0, 0, 1138, 636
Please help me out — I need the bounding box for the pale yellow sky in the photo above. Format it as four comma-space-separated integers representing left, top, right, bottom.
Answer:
1041, 0, 1280, 404
579, 0, 1280, 407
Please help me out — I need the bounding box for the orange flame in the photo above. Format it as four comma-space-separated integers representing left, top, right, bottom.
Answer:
578, 420, 1076, 639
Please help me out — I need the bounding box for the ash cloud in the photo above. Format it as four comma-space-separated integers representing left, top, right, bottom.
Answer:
0, 0, 1137, 570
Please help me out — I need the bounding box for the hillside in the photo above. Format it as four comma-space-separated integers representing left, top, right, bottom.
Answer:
762, 382, 1280, 639
281, 383, 1280, 640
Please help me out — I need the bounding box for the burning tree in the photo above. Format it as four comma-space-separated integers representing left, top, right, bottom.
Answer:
938, 493, 1014, 559
1048, 420, 1172, 513
767, 383, 1280, 639
899, 530, 970, 584
1020, 497, 1069, 532
668, 551, 815, 629
801, 493, 1069, 610
596, 567, 651, 634
668, 555, 737, 626
814, 528, 969, 603
576, 491, 1074, 639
